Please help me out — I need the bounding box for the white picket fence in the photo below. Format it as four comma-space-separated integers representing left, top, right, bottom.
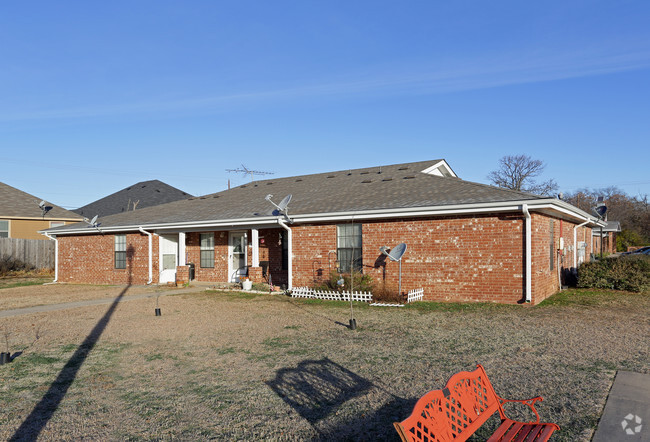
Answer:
291, 287, 373, 303
291, 286, 424, 305
407, 288, 424, 303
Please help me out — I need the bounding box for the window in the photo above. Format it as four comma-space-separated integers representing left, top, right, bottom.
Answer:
50, 221, 65, 228
115, 234, 126, 269
0, 220, 8, 238
337, 224, 362, 273
200, 233, 214, 268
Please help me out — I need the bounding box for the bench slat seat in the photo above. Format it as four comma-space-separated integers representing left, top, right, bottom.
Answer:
394, 365, 560, 442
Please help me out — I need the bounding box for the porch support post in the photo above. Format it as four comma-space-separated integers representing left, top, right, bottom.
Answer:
251, 228, 259, 267
178, 232, 186, 265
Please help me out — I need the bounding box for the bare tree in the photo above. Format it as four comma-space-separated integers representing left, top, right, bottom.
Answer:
488, 154, 558, 196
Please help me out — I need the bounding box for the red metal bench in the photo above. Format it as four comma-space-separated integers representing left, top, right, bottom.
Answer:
394, 365, 560, 442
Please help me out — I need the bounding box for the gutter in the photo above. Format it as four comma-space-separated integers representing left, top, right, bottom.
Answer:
522, 204, 532, 303
42, 232, 58, 283
573, 220, 590, 268
138, 227, 153, 284
42, 198, 600, 236
277, 219, 292, 290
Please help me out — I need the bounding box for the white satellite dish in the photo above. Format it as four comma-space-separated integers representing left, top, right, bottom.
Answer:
265, 194, 293, 222
90, 215, 98, 226
39, 200, 46, 209
380, 242, 408, 295
387, 243, 407, 262
277, 194, 292, 211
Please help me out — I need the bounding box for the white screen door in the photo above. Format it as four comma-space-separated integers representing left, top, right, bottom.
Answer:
160, 234, 178, 284
229, 231, 247, 282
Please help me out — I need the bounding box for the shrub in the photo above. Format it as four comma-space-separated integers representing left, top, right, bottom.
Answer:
372, 281, 403, 303
313, 270, 374, 293
578, 255, 650, 292
0, 255, 36, 277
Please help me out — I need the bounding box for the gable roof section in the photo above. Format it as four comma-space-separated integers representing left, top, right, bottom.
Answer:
0, 181, 83, 221
74, 180, 192, 218
45, 160, 600, 234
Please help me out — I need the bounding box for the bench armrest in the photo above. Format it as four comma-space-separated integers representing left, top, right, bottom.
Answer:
497, 395, 544, 423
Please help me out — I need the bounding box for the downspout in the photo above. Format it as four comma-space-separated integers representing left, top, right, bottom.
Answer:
277, 219, 292, 290
43, 233, 58, 283
573, 220, 590, 268
138, 227, 153, 284
522, 205, 532, 303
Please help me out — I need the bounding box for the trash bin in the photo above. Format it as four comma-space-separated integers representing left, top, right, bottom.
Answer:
188, 263, 195, 281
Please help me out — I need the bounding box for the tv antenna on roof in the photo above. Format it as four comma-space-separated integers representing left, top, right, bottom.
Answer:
226, 164, 274, 182
265, 194, 293, 223
380, 242, 407, 296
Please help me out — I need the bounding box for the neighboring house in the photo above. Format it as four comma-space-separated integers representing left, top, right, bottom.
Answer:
592, 220, 621, 255
0, 181, 82, 240
43, 160, 604, 305
74, 180, 192, 218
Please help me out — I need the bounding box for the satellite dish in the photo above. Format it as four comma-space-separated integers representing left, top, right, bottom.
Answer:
39, 200, 46, 208
277, 194, 292, 211
90, 215, 98, 225
595, 205, 607, 218
265, 194, 293, 222
387, 243, 407, 262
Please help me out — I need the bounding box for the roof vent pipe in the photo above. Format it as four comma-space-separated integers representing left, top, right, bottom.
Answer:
522, 205, 532, 303
138, 227, 153, 284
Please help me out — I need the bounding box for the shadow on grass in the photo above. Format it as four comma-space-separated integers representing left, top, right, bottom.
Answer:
10, 285, 130, 441
267, 358, 416, 440
11, 245, 136, 441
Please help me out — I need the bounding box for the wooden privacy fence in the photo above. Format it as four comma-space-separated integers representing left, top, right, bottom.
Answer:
0, 238, 55, 269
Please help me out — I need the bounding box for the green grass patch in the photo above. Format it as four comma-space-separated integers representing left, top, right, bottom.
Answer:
262, 337, 291, 349
215, 347, 237, 355
539, 288, 649, 307
404, 300, 515, 313
0, 278, 52, 289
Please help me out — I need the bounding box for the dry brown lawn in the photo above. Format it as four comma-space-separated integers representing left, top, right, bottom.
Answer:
0, 284, 648, 441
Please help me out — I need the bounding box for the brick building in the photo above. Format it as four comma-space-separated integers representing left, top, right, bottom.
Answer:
42, 160, 604, 305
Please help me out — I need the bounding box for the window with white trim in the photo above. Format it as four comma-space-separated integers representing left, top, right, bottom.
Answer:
337, 223, 362, 273
115, 234, 127, 269
50, 221, 65, 228
0, 220, 8, 238
200, 233, 215, 268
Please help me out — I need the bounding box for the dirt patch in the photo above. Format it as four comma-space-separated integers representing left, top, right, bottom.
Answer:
0, 282, 179, 311
0, 288, 648, 440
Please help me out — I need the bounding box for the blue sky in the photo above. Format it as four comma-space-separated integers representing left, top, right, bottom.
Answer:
2, 1, 649, 210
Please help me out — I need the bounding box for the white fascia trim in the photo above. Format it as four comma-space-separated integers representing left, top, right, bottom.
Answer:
420, 160, 457, 178
41, 198, 598, 235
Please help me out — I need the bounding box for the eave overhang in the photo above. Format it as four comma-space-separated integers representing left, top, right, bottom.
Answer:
39, 198, 602, 237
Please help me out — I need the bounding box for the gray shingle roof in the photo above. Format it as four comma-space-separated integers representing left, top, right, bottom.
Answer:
74, 180, 192, 218
0, 181, 83, 220
49, 160, 558, 233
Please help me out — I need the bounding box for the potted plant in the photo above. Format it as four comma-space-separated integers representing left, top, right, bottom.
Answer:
241, 277, 253, 291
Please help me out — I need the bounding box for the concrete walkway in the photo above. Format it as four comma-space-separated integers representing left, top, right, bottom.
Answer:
593, 371, 650, 441
0, 286, 208, 318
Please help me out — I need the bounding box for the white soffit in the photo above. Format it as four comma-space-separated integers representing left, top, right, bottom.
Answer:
420, 160, 457, 178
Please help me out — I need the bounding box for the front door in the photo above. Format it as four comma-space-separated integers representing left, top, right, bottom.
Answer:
160, 234, 178, 284
229, 231, 247, 282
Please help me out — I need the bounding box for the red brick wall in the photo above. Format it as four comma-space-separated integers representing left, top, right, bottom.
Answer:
56, 213, 594, 304
185, 232, 229, 281
529, 214, 593, 304
58, 232, 156, 285
291, 214, 526, 304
